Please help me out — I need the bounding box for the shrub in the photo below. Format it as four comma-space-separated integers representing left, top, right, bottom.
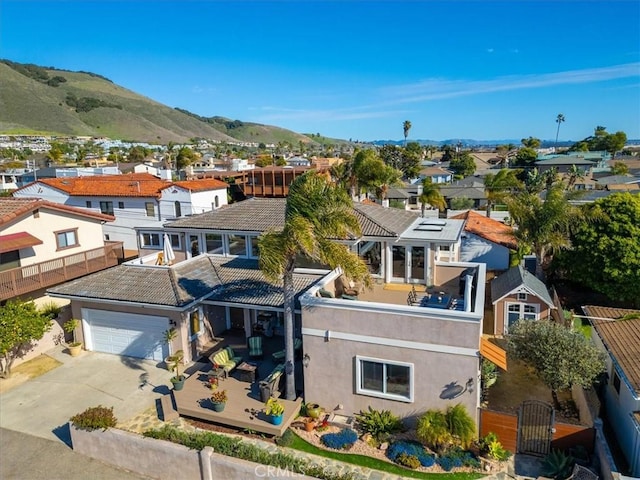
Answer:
386, 440, 435, 467
445, 404, 475, 448
397, 453, 421, 469
438, 446, 480, 469
487, 439, 511, 461
541, 449, 575, 480
320, 428, 358, 450
416, 409, 451, 451
355, 406, 403, 442
39, 301, 62, 319
275, 429, 295, 448
70, 405, 117, 431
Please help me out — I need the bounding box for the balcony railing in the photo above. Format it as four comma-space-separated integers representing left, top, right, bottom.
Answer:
0, 242, 124, 301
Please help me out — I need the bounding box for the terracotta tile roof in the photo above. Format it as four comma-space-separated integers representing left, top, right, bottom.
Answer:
20, 173, 168, 198
452, 210, 517, 249
171, 179, 228, 192
582, 305, 640, 320
0, 197, 114, 226
593, 317, 640, 396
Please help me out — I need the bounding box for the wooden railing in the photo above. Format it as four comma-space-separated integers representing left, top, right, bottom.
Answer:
0, 242, 124, 301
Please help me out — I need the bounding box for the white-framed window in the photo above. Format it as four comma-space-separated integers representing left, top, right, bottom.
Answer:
505, 302, 539, 331
355, 355, 413, 402
228, 234, 247, 256
205, 233, 223, 254
99, 201, 114, 215
249, 235, 260, 258
174, 201, 182, 218
141, 233, 161, 248
517, 292, 528, 301
612, 369, 621, 395
189, 307, 203, 340
168, 233, 181, 249
55, 229, 79, 250
145, 202, 155, 217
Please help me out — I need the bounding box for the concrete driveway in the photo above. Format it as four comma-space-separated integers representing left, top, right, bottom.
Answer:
0, 345, 173, 445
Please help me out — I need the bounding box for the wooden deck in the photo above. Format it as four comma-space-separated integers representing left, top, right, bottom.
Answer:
173, 361, 302, 436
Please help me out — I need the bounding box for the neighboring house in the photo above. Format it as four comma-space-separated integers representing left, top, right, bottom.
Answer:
490, 266, 555, 335
451, 210, 516, 271
13, 173, 228, 252
585, 306, 640, 477
594, 175, 640, 191
417, 166, 453, 184
534, 156, 596, 175
0, 197, 120, 302
440, 185, 487, 209
285, 156, 311, 167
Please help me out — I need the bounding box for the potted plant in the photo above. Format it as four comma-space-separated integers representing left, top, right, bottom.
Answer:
265, 397, 285, 425
163, 328, 186, 390
63, 319, 82, 357
306, 403, 322, 420
304, 417, 316, 432
211, 389, 227, 412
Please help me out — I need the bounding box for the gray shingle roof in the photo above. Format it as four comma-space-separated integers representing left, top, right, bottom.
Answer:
165, 197, 418, 239
207, 257, 323, 307
535, 157, 595, 166
491, 266, 554, 306
48, 255, 323, 309
48, 256, 222, 307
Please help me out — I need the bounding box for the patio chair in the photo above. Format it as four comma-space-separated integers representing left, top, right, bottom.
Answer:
567, 464, 598, 480
247, 335, 263, 359
272, 337, 302, 362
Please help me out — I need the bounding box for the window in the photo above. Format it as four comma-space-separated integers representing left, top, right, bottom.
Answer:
189, 308, 202, 339
145, 202, 155, 217
249, 236, 259, 258
86, 201, 92, 208
228, 234, 247, 256
33, 209, 39, 219
56, 229, 78, 250
506, 303, 539, 331
174, 201, 181, 218
612, 370, 621, 395
205, 233, 223, 254
99, 201, 114, 215
356, 355, 413, 402
517, 292, 528, 301
141, 233, 161, 248
169, 234, 180, 249
214, 196, 220, 208
118, 201, 125, 209
190, 235, 200, 256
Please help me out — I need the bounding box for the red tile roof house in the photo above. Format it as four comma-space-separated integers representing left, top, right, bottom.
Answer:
584, 305, 640, 476
48, 198, 487, 433
0, 197, 120, 366
12, 173, 229, 253
451, 210, 517, 271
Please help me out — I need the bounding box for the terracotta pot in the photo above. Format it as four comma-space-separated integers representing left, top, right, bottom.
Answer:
304, 420, 315, 432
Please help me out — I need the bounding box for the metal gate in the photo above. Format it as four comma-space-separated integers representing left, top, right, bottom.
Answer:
517, 400, 555, 456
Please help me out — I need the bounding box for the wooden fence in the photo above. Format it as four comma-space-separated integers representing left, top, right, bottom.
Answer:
479, 408, 595, 454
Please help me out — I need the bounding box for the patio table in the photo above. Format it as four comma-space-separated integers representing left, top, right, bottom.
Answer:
422, 294, 452, 309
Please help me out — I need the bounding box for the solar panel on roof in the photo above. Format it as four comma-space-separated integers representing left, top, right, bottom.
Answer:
414, 226, 443, 232
420, 219, 447, 226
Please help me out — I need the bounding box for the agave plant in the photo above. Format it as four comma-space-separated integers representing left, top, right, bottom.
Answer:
541, 449, 575, 480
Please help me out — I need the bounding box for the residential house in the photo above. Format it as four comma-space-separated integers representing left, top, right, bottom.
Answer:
594, 175, 640, 191
585, 306, 640, 477
47, 197, 486, 427
0, 197, 121, 365
417, 166, 453, 184
13, 173, 228, 252
451, 210, 516, 271
490, 266, 555, 335
534, 156, 597, 175
0, 197, 120, 302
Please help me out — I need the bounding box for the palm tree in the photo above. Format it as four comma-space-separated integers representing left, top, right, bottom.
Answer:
565, 164, 584, 190
555, 114, 565, 148
258, 171, 371, 400
403, 120, 412, 146
505, 183, 584, 274
419, 178, 446, 216
484, 169, 522, 217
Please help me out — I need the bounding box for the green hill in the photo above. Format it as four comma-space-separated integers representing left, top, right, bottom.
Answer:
0, 60, 316, 146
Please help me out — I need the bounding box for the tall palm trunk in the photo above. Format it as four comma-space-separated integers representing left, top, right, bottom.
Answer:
282, 259, 296, 400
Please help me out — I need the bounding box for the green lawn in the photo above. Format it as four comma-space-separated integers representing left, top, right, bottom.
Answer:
287, 432, 485, 480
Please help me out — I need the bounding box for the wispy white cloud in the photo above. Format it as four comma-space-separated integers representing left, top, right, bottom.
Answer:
255, 107, 406, 123
379, 63, 640, 103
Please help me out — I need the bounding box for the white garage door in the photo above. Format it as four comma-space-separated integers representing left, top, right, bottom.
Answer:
83, 309, 170, 361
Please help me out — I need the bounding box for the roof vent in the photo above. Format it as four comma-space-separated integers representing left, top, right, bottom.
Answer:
414, 225, 443, 232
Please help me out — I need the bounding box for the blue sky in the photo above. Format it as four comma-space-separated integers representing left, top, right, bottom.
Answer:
2, 0, 639, 142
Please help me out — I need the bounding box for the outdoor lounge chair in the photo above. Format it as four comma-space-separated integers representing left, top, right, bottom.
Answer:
247, 335, 263, 359
272, 337, 302, 362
